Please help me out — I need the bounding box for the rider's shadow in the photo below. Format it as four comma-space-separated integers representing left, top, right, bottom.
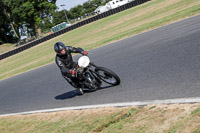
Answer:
55, 85, 113, 100
55, 90, 78, 100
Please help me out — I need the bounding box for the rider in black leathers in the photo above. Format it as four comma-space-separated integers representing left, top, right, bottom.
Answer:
54, 42, 88, 88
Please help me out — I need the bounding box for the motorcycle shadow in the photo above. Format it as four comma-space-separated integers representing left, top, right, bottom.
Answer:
55, 85, 113, 100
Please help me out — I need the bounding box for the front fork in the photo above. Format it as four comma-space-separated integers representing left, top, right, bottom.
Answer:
88, 64, 102, 86
77, 62, 101, 89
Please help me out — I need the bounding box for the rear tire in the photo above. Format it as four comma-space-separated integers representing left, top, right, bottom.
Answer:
95, 67, 120, 85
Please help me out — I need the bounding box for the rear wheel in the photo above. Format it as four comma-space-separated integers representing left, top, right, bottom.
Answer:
95, 67, 120, 85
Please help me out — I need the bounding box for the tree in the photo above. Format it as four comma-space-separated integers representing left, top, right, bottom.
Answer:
0, 0, 17, 44
65, 0, 107, 20
91, 0, 103, 8
52, 10, 70, 25
83, 1, 95, 14
3, 0, 57, 39
70, 5, 84, 19
40, 17, 53, 33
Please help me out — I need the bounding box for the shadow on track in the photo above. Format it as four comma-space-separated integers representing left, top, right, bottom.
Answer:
55, 85, 113, 100
55, 90, 77, 100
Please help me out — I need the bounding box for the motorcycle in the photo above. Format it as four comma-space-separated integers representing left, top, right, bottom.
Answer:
64, 55, 121, 95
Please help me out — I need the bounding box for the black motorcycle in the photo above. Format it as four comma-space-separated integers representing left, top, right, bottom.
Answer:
64, 55, 121, 95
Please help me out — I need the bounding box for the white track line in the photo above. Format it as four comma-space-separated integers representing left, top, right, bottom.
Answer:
1, 97, 200, 117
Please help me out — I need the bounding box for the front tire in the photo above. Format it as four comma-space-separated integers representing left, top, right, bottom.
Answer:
95, 67, 120, 85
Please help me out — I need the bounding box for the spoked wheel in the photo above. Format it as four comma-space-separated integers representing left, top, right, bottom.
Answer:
95, 67, 120, 85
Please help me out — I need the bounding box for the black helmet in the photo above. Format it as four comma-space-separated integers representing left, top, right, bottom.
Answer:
54, 42, 66, 55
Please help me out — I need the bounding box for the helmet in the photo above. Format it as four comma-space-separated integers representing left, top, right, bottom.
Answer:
54, 42, 66, 55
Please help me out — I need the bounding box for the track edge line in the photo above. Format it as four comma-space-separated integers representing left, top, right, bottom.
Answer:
1, 97, 200, 117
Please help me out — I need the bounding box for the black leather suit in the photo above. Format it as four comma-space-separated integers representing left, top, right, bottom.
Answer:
55, 46, 84, 78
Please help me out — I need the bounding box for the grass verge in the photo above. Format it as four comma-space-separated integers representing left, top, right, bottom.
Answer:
0, 0, 200, 80
0, 43, 15, 54
0, 103, 200, 133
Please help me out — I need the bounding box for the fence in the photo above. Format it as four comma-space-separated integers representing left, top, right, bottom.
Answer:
0, 0, 150, 60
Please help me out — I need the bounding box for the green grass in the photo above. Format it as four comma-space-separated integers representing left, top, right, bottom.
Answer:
193, 128, 200, 133
0, 0, 200, 80
191, 108, 200, 115
94, 108, 138, 132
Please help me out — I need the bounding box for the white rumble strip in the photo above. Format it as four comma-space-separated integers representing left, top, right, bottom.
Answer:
1, 97, 200, 117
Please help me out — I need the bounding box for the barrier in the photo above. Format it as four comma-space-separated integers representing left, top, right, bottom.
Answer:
0, 0, 150, 60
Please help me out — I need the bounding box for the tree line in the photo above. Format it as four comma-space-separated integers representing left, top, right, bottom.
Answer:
0, 0, 110, 45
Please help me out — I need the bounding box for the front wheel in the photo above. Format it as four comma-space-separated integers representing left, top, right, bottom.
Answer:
95, 67, 120, 85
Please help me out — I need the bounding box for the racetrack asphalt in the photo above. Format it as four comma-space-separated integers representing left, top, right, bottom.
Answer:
0, 15, 200, 115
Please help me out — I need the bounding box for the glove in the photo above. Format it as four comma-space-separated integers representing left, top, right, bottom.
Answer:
82, 51, 88, 56
69, 69, 76, 77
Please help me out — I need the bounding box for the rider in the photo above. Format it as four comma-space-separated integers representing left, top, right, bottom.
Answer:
54, 42, 88, 89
